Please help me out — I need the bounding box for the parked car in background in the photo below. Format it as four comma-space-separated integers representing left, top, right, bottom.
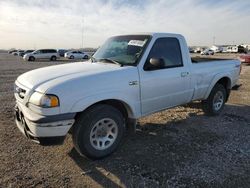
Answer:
19, 50, 34, 57
12, 50, 23, 56
237, 45, 247, 53
57, 49, 68, 57
64, 51, 89, 59
8, 49, 17, 54
211, 45, 223, 53
189, 47, 194, 53
17, 50, 25, 56
194, 47, 206, 53
201, 49, 214, 55
239, 54, 250, 64
23, 49, 59, 61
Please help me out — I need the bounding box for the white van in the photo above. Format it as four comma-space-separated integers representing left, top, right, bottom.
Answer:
23, 49, 59, 61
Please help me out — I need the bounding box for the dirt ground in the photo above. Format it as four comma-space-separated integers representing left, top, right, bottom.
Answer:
0, 53, 249, 188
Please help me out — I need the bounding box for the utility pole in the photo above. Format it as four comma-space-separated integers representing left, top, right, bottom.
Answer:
81, 17, 84, 50
213, 36, 216, 45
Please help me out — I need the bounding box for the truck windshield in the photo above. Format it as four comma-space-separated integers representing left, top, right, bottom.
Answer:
93, 35, 151, 65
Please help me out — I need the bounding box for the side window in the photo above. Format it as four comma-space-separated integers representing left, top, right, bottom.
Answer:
145, 37, 183, 69
48, 50, 56, 53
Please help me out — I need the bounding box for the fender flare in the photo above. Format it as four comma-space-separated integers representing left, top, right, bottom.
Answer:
204, 73, 232, 99
69, 92, 139, 118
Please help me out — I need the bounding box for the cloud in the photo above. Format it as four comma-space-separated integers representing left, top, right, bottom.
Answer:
0, 0, 249, 49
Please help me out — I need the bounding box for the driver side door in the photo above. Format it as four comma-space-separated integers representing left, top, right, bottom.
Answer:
34, 50, 44, 60
140, 37, 192, 115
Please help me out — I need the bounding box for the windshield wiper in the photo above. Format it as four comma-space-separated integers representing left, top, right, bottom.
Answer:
98, 58, 122, 66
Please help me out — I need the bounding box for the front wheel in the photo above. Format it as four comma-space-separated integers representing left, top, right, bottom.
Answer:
72, 104, 125, 159
202, 83, 227, 116
29, 56, 35, 61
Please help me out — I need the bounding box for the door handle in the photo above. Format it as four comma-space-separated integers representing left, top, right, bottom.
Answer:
129, 81, 138, 86
181, 72, 189, 77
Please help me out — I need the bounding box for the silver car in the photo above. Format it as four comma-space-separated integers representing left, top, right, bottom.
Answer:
23, 49, 59, 61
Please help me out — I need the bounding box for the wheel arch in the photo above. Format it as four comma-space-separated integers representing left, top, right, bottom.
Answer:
71, 99, 136, 132
51, 55, 57, 60
74, 98, 135, 119
205, 76, 232, 101
29, 56, 35, 61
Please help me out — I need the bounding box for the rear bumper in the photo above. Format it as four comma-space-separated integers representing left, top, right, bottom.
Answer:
14, 104, 75, 145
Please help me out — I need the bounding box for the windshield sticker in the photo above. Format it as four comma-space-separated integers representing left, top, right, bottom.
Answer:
128, 40, 146, 47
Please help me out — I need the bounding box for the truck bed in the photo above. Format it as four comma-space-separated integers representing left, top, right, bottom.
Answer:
191, 57, 230, 63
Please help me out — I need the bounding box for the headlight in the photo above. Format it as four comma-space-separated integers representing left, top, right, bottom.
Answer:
29, 92, 59, 108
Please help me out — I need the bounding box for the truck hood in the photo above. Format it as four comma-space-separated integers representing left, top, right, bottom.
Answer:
17, 61, 123, 90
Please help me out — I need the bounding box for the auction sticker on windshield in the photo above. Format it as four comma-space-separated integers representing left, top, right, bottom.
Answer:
128, 40, 146, 47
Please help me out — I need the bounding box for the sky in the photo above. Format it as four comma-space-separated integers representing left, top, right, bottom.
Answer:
0, 0, 249, 49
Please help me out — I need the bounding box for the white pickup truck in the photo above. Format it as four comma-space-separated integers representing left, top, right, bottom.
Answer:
14, 33, 241, 159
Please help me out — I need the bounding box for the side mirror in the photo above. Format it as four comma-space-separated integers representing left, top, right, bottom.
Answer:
145, 58, 165, 70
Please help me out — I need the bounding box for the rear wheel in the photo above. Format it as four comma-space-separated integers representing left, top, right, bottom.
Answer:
51, 56, 57, 61
72, 104, 125, 159
83, 55, 88, 59
202, 83, 227, 116
70, 55, 74, 59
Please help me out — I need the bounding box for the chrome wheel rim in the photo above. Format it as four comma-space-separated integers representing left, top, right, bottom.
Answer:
213, 91, 224, 111
90, 118, 118, 150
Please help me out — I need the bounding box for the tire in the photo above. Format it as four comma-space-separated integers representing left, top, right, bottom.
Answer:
83, 55, 88, 59
202, 83, 227, 116
72, 104, 125, 159
70, 55, 74, 59
29, 56, 35, 61
51, 56, 57, 61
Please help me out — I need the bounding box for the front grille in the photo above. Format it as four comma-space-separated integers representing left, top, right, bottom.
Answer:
15, 84, 26, 99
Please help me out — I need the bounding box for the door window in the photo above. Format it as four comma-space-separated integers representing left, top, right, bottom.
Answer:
41, 50, 47, 53
145, 37, 183, 70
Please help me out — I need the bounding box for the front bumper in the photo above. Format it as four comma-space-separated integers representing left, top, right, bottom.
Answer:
23, 56, 29, 60
14, 103, 75, 145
